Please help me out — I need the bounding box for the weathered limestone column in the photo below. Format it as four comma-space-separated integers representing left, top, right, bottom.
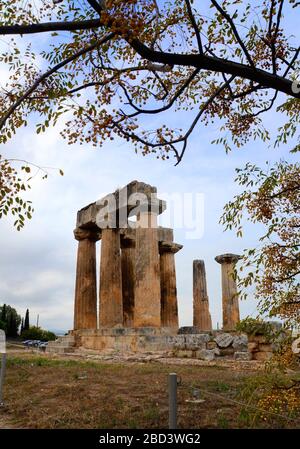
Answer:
215, 253, 241, 330
99, 229, 123, 327
121, 238, 135, 327
193, 260, 212, 331
73, 228, 100, 330
134, 207, 161, 327
160, 242, 182, 328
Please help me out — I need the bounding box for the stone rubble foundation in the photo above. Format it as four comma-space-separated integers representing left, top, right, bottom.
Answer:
47, 328, 253, 362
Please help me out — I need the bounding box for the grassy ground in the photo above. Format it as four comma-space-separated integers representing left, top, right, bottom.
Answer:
0, 350, 299, 429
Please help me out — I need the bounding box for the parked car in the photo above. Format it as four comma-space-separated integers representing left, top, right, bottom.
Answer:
22, 339, 48, 348
22, 340, 34, 347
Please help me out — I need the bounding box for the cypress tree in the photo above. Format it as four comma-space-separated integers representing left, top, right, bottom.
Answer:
24, 309, 30, 331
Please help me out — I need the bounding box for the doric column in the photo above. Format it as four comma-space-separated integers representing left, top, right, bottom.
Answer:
215, 253, 241, 330
134, 209, 161, 327
121, 237, 135, 327
99, 229, 123, 327
73, 228, 100, 330
160, 242, 182, 328
193, 260, 212, 331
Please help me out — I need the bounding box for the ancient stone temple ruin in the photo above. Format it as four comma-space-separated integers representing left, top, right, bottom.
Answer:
48, 181, 251, 360
73, 180, 182, 334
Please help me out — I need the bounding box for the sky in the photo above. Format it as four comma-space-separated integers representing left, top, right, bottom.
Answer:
0, 1, 299, 333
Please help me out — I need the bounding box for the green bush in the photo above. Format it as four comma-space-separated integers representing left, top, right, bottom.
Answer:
236, 317, 274, 339
21, 326, 56, 341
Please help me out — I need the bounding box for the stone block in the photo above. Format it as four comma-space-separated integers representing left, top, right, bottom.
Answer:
232, 334, 248, 351
248, 342, 258, 352
177, 350, 193, 358
178, 326, 201, 334
195, 349, 215, 361
207, 341, 217, 350
112, 328, 126, 336
253, 351, 273, 361
234, 351, 252, 361
166, 335, 186, 350
185, 334, 210, 350
215, 333, 234, 348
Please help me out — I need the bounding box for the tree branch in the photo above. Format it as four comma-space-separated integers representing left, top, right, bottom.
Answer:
86, 0, 104, 15
210, 0, 255, 69
184, 0, 203, 53
0, 19, 101, 35
1, 12, 298, 99
0, 33, 115, 132
271, 270, 300, 282
121, 68, 200, 116
129, 39, 300, 98
175, 75, 235, 164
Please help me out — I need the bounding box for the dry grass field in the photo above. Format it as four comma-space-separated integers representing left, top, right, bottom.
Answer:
0, 349, 299, 429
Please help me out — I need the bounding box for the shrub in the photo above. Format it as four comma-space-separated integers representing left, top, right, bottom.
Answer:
21, 326, 56, 341
236, 317, 275, 340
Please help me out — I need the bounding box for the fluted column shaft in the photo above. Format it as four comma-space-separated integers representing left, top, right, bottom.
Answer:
99, 229, 123, 327
134, 211, 161, 327
121, 240, 135, 327
215, 253, 241, 330
193, 260, 212, 331
73, 228, 99, 330
160, 243, 182, 328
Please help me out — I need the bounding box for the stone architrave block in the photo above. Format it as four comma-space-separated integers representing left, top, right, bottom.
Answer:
232, 334, 248, 352
214, 333, 234, 348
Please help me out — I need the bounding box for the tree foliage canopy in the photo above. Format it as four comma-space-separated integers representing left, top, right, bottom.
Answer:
0, 0, 299, 159
221, 160, 300, 327
0, 0, 298, 229
0, 303, 22, 337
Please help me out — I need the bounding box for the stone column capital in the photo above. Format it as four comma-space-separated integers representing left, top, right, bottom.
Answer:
159, 242, 183, 255
74, 227, 101, 242
215, 253, 241, 265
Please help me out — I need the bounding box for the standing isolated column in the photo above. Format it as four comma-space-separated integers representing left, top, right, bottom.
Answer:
73, 228, 99, 330
121, 238, 135, 327
160, 242, 182, 328
99, 229, 123, 327
215, 253, 241, 330
193, 260, 212, 331
134, 207, 161, 327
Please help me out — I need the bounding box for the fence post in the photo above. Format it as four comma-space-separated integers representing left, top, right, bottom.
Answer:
168, 372, 177, 429
0, 330, 6, 406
